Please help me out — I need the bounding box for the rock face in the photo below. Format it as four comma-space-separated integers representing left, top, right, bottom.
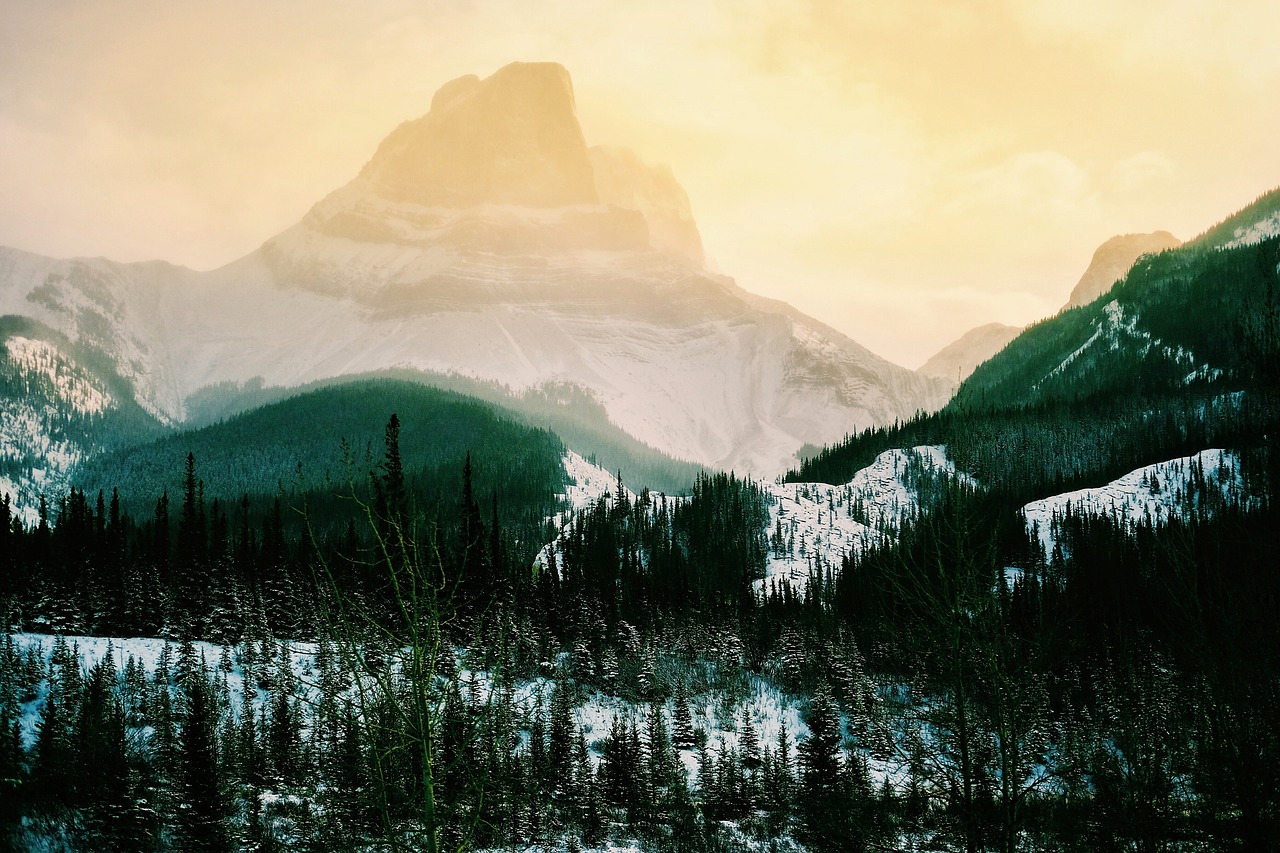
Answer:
918, 322, 1022, 389
1066, 231, 1181, 309
0, 61, 947, 479
590, 145, 704, 264
358, 62, 598, 209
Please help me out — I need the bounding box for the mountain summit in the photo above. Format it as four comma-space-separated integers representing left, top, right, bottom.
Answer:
360, 62, 598, 209
1065, 231, 1181, 308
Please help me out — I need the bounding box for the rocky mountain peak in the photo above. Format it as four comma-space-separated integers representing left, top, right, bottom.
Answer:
1066, 230, 1181, 309
358, 61, 598, 209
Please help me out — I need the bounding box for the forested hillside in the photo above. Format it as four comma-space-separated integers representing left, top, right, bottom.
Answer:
2, 216, 1279, 850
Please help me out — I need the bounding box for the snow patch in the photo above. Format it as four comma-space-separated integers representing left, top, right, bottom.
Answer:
1022, 449, 1250, 555
1224, 209, 1280, 248
758, 446, 975, 593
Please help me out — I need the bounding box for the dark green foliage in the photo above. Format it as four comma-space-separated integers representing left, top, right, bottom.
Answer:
77, 379, 568, 521
178, 669, 230, 853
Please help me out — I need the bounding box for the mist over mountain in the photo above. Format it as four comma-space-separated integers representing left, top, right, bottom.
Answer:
917, 322, 1021, 387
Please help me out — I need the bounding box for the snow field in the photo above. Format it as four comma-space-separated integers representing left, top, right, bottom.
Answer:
10, 632, 894, 795
1021, 448, 1250, 556
758, 446, 973, 593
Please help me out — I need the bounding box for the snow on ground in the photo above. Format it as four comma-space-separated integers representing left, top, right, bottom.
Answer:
535, 452, 640, 574
1022, 449, 1249, 555
758, 446, 974, 593
8, 632, 844, 793
1, 335, 119, 522
556, 451, 635, 525
1224, 209, 1280, 248
4, 337, 112, 415
8, 633, 320, 750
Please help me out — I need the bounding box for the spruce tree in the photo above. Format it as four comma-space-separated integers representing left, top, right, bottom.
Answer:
798, 688, 848, 851
177, 672, 230, 853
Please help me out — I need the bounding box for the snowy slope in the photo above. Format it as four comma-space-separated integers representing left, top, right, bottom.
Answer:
1022, 449, 1250, 555
1037, 300, 1213, 390
0, 332, 122, 523
536, 451, 640, 574
1222, 209, 1280, 248
758, 446, 974, 592
533, 446, 973, 594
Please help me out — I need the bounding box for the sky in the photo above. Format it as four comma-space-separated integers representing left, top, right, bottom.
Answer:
1, 0, 1278, 368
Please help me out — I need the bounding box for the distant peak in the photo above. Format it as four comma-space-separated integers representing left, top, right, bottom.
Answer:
358, 61, 597, 209
1065, 230, 1181, 309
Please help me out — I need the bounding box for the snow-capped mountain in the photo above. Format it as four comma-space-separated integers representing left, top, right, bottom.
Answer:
0, 61, 944, 490
954, 188, 1280, 410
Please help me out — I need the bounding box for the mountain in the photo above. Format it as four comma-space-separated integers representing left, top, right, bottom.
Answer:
1188, 185, 1280, 250
917, 322, 1021, 387
919, 231, 1183, 395
957, 204, 1278, 410
0, 315, 165, 521
75, 378, 569, 520
790, 187, 1280, 500
0, 62, 944, 498
1064, 230, 1181, 309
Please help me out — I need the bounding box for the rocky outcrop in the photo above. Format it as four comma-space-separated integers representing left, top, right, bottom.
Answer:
1066, 231, 1181, 308
358, 62, 598, 209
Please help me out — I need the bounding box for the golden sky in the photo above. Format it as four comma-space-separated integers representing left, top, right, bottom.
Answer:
2, 0, 1278, 367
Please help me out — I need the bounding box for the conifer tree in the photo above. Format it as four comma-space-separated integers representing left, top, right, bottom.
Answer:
798, 688, 848, 851
177, 671, 230, 853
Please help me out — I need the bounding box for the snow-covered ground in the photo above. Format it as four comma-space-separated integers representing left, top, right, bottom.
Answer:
4, 337, 112, 415
0, 335, 116, 525
758, 446, 974, 592
535, 445, 974, 595
6, 632, 840, 790
535, 452, 641, 574
1022, 449, 1249, 555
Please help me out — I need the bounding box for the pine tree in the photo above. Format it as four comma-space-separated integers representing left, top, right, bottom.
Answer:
549, 678, 574, 786
177, 672, 230, 853
798, 688, 848, 851
672, 683, 697, 749
33, 688, 72, 806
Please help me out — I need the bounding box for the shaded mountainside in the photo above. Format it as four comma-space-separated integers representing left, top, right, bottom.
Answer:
955, 234, 1280, 409
0, 315, 165, 520
74, 379, 569, 522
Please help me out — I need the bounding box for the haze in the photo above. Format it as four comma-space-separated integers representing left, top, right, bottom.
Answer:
2, 0, 1278, 368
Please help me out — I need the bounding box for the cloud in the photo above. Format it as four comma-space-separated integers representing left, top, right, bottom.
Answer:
947, 151, 1095, 221
1110, 151, 1176, 194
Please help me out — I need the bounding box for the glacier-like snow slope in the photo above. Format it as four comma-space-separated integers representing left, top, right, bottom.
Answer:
1021, 449, 1249, 555
763, 446, 973, 593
